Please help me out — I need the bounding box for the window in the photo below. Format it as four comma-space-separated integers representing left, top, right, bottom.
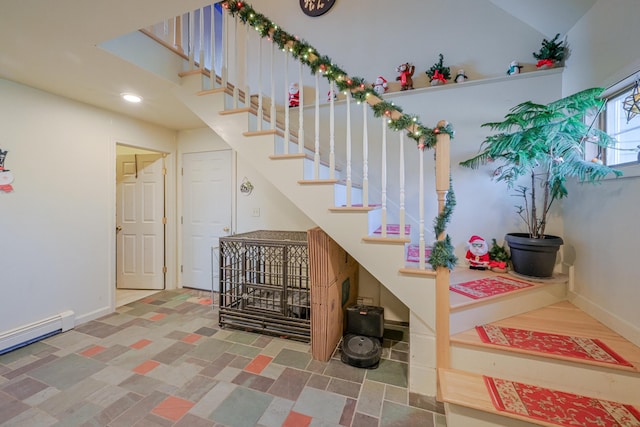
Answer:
601, 83, 640, 167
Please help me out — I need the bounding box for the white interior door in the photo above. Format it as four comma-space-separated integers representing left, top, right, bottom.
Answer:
182, 150, 232, 291
116, 153, 165, 290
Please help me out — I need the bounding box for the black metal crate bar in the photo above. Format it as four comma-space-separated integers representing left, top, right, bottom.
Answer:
218, 230, 310, 342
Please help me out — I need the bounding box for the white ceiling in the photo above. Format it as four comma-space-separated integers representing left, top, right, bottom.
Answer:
0, 0, 595, 131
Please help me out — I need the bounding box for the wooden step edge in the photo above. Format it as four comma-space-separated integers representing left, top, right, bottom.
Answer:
438, 369, 547, 426
328, 206, 378, 212
178, 69, 206, 77
219, 107, 251, 116
298, 179, 340, 185
398, 267, 437, 277
361, 236, 411, 245
242, 129, 278, 137
197, 87, 226, 96
269, 153, 307, 160
450, 336, 640, 373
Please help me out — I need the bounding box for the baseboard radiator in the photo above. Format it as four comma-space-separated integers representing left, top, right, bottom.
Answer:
0, 310, 75, 355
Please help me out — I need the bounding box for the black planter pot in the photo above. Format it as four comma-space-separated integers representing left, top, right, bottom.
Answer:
504, 233, 564, 278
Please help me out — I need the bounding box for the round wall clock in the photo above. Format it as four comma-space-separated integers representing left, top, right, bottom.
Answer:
300, 0, 336, 17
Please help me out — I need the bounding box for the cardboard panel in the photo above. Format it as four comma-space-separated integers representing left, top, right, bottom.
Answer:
308, 227, 359, 361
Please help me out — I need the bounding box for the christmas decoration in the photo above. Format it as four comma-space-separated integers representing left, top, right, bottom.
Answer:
395, 63, 415, 91
622, 79, 640, 123
428, 177, 458, 270
488, 238, 509, 271
220, 0, 458, 270
507, 61, 522, 76
425, 54, 451, 86
288, 82, 300, 107
533, 33, 565, 68
455, 69, 468, 84
465, 235, 490, 270
0, 149, 14, 193
372, 76, 388, 95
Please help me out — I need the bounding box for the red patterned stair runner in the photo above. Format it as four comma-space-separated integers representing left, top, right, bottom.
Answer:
449, 276, 534, 299
484, 376, 640, 426
476, 324, 634, 367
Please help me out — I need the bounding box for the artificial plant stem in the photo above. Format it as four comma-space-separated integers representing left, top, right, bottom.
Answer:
530, 171, 537, 237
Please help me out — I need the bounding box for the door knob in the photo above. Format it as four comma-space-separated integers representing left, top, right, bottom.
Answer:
223, 226, 230, 232
116, 225, 122, 232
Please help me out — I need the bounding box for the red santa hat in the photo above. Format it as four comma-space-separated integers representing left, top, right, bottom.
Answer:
377, 76, 387, 84
468, 235, 485, 243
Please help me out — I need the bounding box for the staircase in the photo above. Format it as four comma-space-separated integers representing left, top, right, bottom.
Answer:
134, 2, 640, 424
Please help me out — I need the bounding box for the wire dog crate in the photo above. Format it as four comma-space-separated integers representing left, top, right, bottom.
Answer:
218, 230, 310, 341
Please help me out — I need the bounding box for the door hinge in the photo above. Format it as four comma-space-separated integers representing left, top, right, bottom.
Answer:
162, 217, 167, 225
162, 167, 167, 176
180, 265, 183, 273
162, 266, 167, 274
181, 216, 183, 225
181, 167, 184, 176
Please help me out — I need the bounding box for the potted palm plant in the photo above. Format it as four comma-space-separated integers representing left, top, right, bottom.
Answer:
460, 87, 622, 278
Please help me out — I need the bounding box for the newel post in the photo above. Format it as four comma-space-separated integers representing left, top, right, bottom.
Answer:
434, 120, 451, 377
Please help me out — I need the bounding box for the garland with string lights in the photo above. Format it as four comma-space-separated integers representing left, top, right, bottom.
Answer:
428, 178, 458, 270
222, 0, 458, 270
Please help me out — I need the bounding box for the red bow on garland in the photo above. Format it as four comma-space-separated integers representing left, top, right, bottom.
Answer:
536, 59, 555, 68
432, 70, 447, 83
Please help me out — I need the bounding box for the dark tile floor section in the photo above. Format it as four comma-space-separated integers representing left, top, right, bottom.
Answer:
0, 289, 446, 426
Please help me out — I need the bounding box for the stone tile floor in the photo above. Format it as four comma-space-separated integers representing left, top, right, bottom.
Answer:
0, 289, 446, 426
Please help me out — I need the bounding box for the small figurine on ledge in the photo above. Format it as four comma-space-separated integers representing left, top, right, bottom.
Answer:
395, 63, 415, 91
465, 235, 490, 270
372, 76, 389, 96
507, 61, 523, 76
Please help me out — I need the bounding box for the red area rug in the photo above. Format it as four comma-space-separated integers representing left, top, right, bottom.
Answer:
476, 324, 634, 367
406, 244, 432, 263
484, 376, 640, 426
373, 224, 411, 236
449, 276, 533, 299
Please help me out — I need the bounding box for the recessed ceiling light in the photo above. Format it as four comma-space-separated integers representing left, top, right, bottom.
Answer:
121, 93, 143, 103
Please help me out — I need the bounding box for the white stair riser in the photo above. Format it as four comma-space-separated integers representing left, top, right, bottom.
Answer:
450, 344, 640, 403
450, 282, 567, 334
445, 403, 540, 427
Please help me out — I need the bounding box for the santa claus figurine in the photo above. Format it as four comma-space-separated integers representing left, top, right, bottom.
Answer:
288, 82, 300, 108
465, 235, 490, 270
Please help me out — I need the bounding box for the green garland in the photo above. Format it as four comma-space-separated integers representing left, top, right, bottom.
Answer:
222, 0, 457, 270
221, 0, 454, 149
429, 179, 458, 270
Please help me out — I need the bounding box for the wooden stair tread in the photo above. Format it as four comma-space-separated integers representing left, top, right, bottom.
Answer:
448, 269, 565, 311
439, 368, 640, 426
451, 300, 640, 372
361, 236, 410, 244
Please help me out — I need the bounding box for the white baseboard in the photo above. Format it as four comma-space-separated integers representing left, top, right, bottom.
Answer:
568, 291, 640, 347
0, 310, 75, 354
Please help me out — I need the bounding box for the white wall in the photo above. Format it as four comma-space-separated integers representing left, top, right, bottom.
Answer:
0, 79, 177, 333
560, 0, 640, 344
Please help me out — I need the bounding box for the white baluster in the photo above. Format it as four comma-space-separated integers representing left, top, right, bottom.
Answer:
362, 102, 369, 207
270, 43, 276, 130
199, 8, 205, 71
399, 132, 406, 239
283, 52, 290, 154
314, 72, 320, 179
188, 11, 195, 70
346, 93, 352, 207
210, 5, 216, 89
232, 16, 239, 108
244, 24, 250, 109
381, 118, 387, 237
329, 81, 335, 179
174, 16, 183, 53
419, 146, 425, 269
298, 61, 304, 154
221, 10, 228, 91
257, 37, 263, 131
